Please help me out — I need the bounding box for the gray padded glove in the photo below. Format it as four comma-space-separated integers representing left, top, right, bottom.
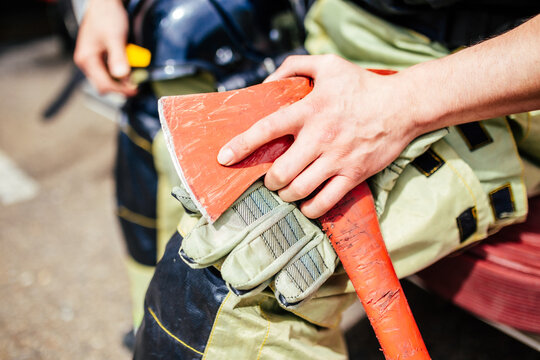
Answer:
178, 181, 338, 308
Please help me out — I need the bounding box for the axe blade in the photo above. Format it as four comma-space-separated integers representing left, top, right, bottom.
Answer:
159, 77, 312, 222
159, 72, 429, 359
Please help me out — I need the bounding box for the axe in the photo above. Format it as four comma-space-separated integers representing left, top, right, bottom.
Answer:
159, 76, 430, 359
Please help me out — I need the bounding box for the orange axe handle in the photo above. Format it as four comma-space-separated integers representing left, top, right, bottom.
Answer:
319, 182, 430, 359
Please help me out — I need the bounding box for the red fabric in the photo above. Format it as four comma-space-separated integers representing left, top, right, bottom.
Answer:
418, 196, 540, 333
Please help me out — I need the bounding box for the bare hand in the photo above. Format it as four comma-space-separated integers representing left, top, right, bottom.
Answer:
218, 55, 418, 218
74, 0, 136, 96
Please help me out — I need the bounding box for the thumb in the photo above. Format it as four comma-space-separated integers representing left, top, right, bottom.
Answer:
264, 55, 317, 83
106, 37, 130, 79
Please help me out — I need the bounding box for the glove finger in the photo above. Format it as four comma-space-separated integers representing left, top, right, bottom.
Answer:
222, 206, 316, 290
180, 181, 271, 268
221, 184, 325, 292
179, 205, 251, 268
274, 233, 338, 308
171, 185, 200, 214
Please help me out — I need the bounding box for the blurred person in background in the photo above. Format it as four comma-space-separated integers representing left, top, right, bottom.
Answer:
74, 0, 306, 347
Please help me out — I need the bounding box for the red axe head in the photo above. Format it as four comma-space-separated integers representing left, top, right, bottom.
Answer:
159, 77, 312, 222
159, 72, 429, 359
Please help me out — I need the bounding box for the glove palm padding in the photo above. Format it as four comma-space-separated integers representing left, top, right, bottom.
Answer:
179, 181, 338, 308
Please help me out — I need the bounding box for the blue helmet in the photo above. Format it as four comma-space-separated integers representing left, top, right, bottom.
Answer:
128, 0, 308, 90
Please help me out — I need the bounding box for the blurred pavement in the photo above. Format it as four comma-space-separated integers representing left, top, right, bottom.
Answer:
0, 37, 131, 360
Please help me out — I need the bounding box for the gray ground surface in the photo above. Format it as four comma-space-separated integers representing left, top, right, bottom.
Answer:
0, 38, 131, 360
0, 37, 538, 359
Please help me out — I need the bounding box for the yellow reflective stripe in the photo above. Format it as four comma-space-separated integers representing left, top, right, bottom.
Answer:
117, 206, 157, 229
121, 124, 152, 153
148, 307, 204, 356
203, 292, 232, 360
443, 160, 478, 208
256, 303, 271, 360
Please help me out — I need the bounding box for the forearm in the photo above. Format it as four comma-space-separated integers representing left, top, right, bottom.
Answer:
401, 14, 540, 137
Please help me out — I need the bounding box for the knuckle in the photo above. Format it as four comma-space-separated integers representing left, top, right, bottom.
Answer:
232, 135, 252, 155
321, 162, 338, 180
257, 118, 276, 135
314, 197, 333, 216
300, 205, 320, 219
267, 168, 289, 189
273, 171, 289, 187
73, 52, 85, 67
289, 182, 311, 199
317, 127, 339, 145
347, 167, 366, 182
321, 53, 336, 62
282, 55, 297, 66
321, 54, 342, 67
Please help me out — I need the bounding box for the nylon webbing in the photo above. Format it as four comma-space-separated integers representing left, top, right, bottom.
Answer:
231, 185, 327, 292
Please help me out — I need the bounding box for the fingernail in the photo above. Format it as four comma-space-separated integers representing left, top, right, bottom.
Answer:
217, 147, 234, 165
111, 64, 129, 78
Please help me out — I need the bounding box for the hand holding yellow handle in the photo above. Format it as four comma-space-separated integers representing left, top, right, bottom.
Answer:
126, 44, 152, 68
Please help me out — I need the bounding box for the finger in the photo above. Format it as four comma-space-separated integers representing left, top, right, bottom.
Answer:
105, 37, 130, 79
83, 55, 135, 95
299, 175, 357, 219
264, 55, 324, 83
276, 156, 337, 202
217, 100, 310, 166
263, 135, 320, 191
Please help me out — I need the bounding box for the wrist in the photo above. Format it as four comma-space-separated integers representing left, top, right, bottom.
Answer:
384, 69, 434, 142
396, 61, 454, 138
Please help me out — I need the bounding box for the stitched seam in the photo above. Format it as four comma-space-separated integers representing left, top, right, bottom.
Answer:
305, 252, 320, 279
391, 161, 404, 170
289, 212, 321, 284
290, 212, 306, 239
442, 158, 478, 206
256, 303, 271, 360
243, 200, 282, 259
289, 261, 309, 291
203, 292, 232, 360
299, 249, 321, 283
117, 206, 157, 228
388, 166, 401, 175
148, 307, 203, 355
259, 192, 295, 248
250, 192, 278, 250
